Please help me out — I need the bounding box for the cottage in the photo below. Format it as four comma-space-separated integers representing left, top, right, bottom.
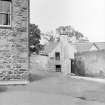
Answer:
46, 34, 76, 74
40, 26, 105, 75
45, 36, 105, 75
0, 0, 29, 81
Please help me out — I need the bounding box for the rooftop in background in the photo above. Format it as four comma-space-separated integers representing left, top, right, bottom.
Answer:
94, 42, 105, 50
41, 41, 105, 56
72, 42, 93, 52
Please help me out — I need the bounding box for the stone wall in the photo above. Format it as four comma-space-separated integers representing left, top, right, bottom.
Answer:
73, 50, 105, 78
0, 0, 29, 80
30, 55, 48, 71
48, 58, 56, 72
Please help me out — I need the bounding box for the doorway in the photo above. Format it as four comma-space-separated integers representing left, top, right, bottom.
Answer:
55, 65, 61, 72
71, 59, 75, 73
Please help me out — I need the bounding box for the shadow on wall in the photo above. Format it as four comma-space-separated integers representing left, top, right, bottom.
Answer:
28, 73, 46, 82
71, 59, 86, 76
0, 86, 8, 92
72, 50, 105, 78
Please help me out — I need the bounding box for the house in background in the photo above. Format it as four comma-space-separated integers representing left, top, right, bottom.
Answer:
46, 35, 76, 74
72, 42, 98, 53
72, 42, 105, 53
89, 43, 99, 51
42, 27, 105, 74
0, 0, 29, 81
93, 42, 105, 50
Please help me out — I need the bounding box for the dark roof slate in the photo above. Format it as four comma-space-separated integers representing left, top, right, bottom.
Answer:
71, 42, 93, 52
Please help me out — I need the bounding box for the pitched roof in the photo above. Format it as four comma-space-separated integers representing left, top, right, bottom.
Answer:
72, 42, 105, 52
94, 42, 105, 50
71, 42, 93, 52
41, 40, 105, 55
42, 41, 59, 55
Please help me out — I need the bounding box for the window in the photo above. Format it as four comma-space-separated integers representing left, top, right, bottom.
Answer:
55, 65, 61, 72
0, 0, 11, 26
55, 52, 60, 60
50, 57, 54, 59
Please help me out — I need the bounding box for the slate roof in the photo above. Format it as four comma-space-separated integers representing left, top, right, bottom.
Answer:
72, 42, 105, 52
71, 42, 93, 52
41, 40, 105, 55
41, 41, 59, 55
94, 42, 105, 50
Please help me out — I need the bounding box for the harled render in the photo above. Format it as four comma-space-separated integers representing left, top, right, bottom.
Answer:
0, 0, 29, 80
42, 26, 105, 77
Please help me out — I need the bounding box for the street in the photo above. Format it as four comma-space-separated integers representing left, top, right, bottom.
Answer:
0, 69, 105, 105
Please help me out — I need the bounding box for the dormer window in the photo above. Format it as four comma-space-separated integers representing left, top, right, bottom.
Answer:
0, 0, 11, 27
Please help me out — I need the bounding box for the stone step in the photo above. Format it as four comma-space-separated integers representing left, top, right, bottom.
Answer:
0, 80, 29, 86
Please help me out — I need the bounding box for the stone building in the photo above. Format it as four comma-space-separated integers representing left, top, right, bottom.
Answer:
43, 27, 105, 75
0, 0, 29, 81
46, 34, 76, 74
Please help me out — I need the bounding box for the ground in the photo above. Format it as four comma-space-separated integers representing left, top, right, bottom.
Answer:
0, 55, 105, 105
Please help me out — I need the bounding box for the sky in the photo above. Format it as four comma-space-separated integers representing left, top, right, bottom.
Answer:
30, 0, 105, 42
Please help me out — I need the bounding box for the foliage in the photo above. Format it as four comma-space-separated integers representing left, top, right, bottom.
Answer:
29, 24, 43, 55
45, 31, 55, 41
56, 25, 88, 41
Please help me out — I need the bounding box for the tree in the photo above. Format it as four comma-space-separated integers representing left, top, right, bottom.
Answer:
29, 24, 43, 54
56, 25, 89, 42
75, 31, 84, 40
46, 31, 55, 41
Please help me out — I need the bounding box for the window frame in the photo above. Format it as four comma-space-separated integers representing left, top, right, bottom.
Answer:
55, 52, 60, 60
0, 0, 12, 28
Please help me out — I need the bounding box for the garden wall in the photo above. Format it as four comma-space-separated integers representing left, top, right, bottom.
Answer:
30, 55, 48, 71
73, 50, 105, 78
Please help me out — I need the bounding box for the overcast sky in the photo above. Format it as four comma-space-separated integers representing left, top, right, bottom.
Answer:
30, 0, 105, 42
